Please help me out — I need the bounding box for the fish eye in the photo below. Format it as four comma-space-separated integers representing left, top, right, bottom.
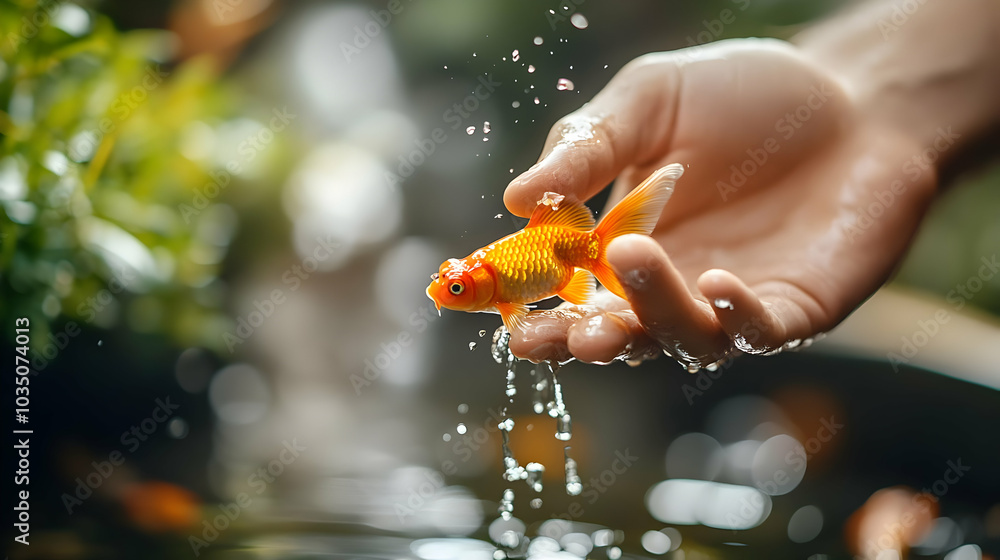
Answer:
430, 273, 439, 281
449, 282, 464, 295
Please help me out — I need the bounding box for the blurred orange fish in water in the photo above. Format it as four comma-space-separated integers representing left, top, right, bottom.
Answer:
426, 163, 685, 331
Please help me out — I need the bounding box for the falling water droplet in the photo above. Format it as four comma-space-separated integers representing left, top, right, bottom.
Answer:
570, 13, 589, 29
469, 341, 478, 351
97, 340, 103, 347
533, 97, 540, 105
443, 433, 451, 442
511, 49, 520, 62
533, 36, 544, 45
479, 329, 487, 337
713, 297, 734, 310
686, 363, 701, 374
457, 423, 467, 434
466, 126, 476, 135
530, 498, 543, 509
458, 403, 469, 414
527, 65, 536, 73
565, 447, 583, 495
526, 462, 545, 492
499, 488, 515, 520
494, 213, 503, 219
511, 101, 520, 108
556, 78, 575, 91
555, 413, 572, 441
608, 547, 622, 559
483, 121, 491, 134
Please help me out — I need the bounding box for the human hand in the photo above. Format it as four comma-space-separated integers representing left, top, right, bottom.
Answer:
503, 39, 937, 368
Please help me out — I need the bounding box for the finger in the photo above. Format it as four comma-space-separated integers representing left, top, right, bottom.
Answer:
697, 269, 788, 351
508, 304, 590, 363
503, 59, 681, 217
607, 235, 732, 364
566, 310, 661, 364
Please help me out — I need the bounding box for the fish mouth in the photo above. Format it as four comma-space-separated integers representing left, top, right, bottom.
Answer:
425, 285, 441, 313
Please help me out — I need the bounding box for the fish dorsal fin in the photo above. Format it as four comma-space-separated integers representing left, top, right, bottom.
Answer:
526, 192, 595, 231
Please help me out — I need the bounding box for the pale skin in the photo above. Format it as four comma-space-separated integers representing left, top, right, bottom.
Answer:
503, 0, 1000, 366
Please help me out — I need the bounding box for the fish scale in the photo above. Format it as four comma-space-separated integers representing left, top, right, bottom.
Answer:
487, 226, 592, 302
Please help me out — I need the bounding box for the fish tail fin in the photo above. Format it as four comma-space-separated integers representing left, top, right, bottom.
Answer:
591, 163, 684, 299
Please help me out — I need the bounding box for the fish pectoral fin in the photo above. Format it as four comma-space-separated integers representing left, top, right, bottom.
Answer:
557, 269, 595, 305
496, 302, 530, 333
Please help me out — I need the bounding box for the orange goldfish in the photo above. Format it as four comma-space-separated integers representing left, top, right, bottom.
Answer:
426, 163, 685, 331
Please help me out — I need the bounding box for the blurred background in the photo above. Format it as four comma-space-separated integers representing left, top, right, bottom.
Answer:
1, 0, 998, 558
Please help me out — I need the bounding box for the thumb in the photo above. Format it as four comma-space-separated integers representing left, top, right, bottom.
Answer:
503, 56, 682, 217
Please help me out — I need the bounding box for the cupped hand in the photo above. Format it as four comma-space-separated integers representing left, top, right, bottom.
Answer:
503, 38, 937, 367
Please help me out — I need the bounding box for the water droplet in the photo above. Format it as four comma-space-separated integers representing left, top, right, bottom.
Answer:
527, 65, 536, 73
495, 213, 503, 219
564, 447, 583, 495
555, 413, 572, 441
530, 498, 543, 509
479, 329, 487, 337
499, 488, 515, 519
498, 418, 514, 431
458, 403, 469, 414
686, 363, 701, 374
466, 126, 476, 135
443, 433, 451, 442
483, 137, 489, 142
511, 49, 520, 62
556, 78, 575, 91
97, 340, 103, 347
533, 97, 540, 105
511, 101, 520, 108
469, 341, 478, 351
483, 121, 491, 134
604, 64, 609, 69
713, 297, 734, 310
533, 36, 544, 45
570, 13, 589, 29
457, 423, 467, 434
608, 546, 622, 559
526, 462, 545, 492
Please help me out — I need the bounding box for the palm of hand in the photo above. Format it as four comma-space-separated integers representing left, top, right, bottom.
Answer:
503, 39, 936, 366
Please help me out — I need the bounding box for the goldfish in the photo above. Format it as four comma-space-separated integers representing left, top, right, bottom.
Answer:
426, 163, 685, 332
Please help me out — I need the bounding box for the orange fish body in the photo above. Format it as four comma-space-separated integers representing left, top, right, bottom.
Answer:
427, 164, 685, 331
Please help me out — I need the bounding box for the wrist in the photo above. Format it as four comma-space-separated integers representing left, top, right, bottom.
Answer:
793, 0, 1000, 161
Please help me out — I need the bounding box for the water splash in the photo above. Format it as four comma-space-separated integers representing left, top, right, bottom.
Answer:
556, 78, 575, 91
